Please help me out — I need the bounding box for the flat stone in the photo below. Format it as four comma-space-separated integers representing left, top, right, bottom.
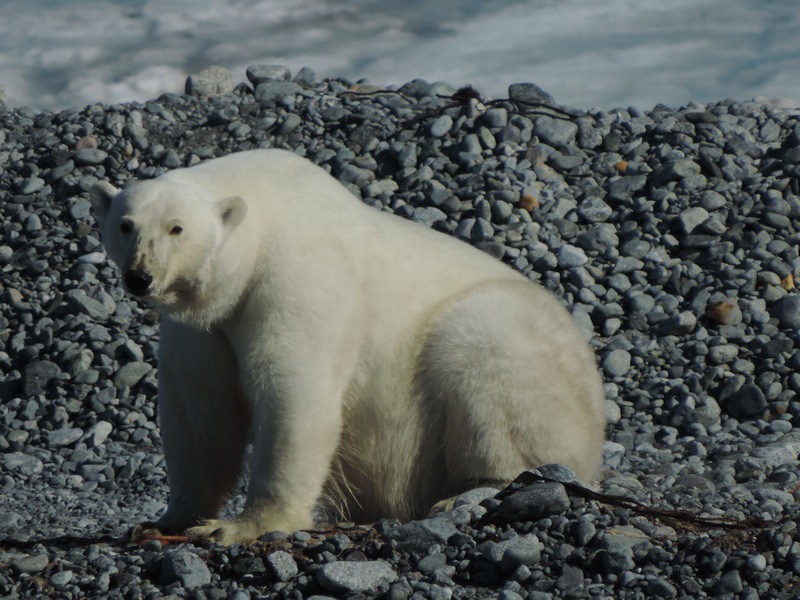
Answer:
607, 175, 648, 202
113, 362, 153, 388
47, 428, 83, 448
18, 177, 45, 195
453, 487, 500, 508
317, 561, 398, 593
533, 115, 578, 147
653, 159, 701, 185
751, 431, 800, 467
12, 554, 49, 575
557, 244, 588, 268
508, 82, 554, 106
383, 518, 459, 552
74, 148, 108, 166
160, 549, 211, 590
65, 289, 112, 319
4, 452, 44, 476
254, 81, 303, 104
246, 64, 291, 85
482, 535, 543, 573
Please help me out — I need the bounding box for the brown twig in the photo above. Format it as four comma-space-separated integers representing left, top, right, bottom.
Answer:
491, 471, 779, 532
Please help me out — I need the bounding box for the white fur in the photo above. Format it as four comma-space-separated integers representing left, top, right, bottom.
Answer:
90, 149, 606, 544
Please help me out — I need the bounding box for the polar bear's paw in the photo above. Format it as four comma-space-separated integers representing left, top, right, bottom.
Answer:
186, 518, 264, 545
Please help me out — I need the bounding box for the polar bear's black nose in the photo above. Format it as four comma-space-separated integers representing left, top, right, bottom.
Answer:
124, 269, 153, 296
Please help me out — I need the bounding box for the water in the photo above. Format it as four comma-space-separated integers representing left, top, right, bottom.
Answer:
0, 0, 798, 111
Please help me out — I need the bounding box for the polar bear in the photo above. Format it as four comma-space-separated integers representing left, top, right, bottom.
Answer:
90, 149, 605, 544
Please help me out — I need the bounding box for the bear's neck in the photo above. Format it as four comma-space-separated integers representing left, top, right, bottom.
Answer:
165, 230, 259, 330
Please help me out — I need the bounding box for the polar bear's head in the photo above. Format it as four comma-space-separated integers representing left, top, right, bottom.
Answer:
89, 179, 247, 316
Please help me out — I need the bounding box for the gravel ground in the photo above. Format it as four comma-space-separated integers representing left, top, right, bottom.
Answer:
2, 64, 800, 598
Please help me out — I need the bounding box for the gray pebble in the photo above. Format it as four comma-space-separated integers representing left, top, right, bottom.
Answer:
265, 550, 298, 581
453, 487, 500, 508
711, 570, 743, 595
577, 196, 612, 223
679, 206, 709, 234
557, 244, 588, 268
483, 535, 542, 572
646, 577, 678, 598
483, 107, 508, 128
429, 115, 453, 138
770, 294, 800, 329
603, 349, 631, 378
653, 159, 701, 184
746, 554, 767, 572
84, 421, 114, 447
18, 177, 45, 195
113, 361, 153, 388
555, 564, 584, 594
74, 148, 108, 166
185, 65, 235, 97
533, 115, 578, 146
50, 570, 74, 586
160, 549, 212, 590
660, 312, 697, 335
708, 344, 739, 364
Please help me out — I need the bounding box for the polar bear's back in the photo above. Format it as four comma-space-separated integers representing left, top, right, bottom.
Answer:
163, 148, 523, 290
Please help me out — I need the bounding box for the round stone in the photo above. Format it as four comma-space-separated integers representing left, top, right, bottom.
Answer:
185, 65, 235, 97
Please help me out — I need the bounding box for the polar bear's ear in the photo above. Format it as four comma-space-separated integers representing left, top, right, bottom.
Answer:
89, 181, 119, 221
218, 195, 247, 231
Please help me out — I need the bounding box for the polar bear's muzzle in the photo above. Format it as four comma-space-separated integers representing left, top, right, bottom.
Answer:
124, 269, 153, 296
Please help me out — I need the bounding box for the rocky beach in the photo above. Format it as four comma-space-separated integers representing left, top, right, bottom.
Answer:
1, 65, 800, 598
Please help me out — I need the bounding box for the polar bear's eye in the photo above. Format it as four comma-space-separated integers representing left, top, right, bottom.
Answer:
120, 222, 132, 234
170, 225, 183, 236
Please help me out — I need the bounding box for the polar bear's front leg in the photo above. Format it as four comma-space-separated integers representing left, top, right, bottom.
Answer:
186, 376, 345, 544
149, 319, 250, 535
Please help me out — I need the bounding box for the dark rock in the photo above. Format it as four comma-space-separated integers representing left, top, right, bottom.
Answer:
494, 482, 570, 522
383, 518, 459, 552
23, 360, 61, 396
723, 384, 767, 418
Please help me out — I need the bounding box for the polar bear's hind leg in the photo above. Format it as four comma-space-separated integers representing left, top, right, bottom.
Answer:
418, 279, 605, 492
